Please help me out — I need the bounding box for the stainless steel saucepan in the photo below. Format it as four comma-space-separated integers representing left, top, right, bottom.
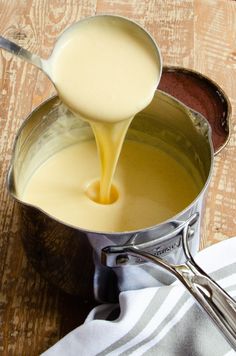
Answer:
7, 90, 236, 349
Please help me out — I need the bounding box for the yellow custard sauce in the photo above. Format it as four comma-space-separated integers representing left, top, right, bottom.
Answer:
19, 16, 201, 233
22, 139, 201, 232
49, 16, 160, 203
50, 16, 159, 122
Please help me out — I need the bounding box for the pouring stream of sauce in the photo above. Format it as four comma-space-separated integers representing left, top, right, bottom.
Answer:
50, 16, 160, 204
20, 16, 202, 232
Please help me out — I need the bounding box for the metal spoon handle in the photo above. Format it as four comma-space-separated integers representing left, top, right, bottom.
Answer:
0, 36, 43, 70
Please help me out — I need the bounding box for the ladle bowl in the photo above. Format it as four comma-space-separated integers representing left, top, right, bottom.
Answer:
0, 14, 162, 111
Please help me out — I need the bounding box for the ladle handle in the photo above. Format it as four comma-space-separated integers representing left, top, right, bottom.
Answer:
0, 36, 43, 70
102, 217, 236, 350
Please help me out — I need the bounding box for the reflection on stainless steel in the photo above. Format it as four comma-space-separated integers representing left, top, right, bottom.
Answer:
102, 214, 236, 350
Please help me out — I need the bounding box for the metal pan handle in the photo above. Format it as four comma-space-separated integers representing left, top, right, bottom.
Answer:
102, 215, 236, 350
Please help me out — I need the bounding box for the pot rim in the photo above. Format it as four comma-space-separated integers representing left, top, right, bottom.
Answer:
7, 91, 214, 237
161, 65, 232, 155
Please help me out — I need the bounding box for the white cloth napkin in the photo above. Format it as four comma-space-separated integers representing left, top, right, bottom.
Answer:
43, 237, 236, 356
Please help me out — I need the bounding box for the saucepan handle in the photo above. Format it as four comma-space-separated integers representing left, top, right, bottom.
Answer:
102, 216, 236, 350
172, 225, 236, 351
175, 260, 236, 350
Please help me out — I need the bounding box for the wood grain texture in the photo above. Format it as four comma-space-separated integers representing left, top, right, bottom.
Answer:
0, 0, 235, 354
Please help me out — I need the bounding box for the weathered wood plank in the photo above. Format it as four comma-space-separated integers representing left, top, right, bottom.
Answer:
0, 1, 96, 354
96, 0, 195, 67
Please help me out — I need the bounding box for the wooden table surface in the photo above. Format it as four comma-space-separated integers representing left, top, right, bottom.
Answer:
0, 0, 235, 355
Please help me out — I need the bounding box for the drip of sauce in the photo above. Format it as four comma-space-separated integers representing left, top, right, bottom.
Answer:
50, 16, 160, 203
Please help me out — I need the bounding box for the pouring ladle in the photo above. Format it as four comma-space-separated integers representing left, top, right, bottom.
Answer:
102, 214, 236, 350
0, 15, 162, 93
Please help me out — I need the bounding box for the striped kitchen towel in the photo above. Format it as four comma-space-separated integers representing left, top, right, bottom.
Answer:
43, 237, 236, 356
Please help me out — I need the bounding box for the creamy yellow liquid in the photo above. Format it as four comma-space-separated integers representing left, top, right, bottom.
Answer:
22, 140, 200, 232
21, 16, 198, 233
51, 16, 159, 122
50, 16, 160, 203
